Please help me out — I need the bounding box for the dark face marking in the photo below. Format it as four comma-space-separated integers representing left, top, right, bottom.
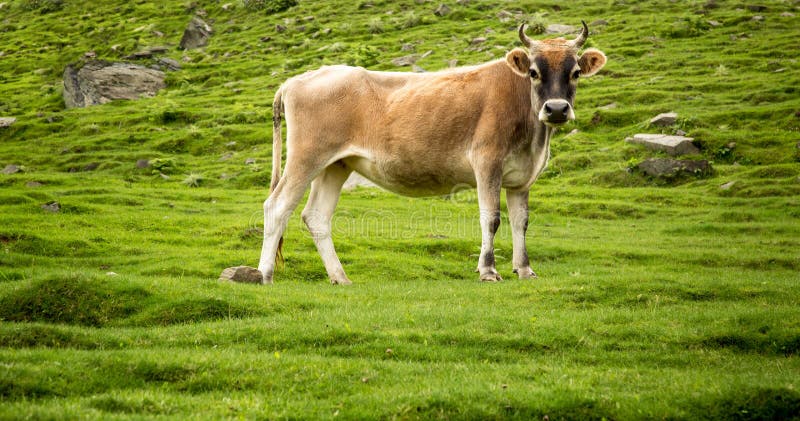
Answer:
531, 54, 577, 108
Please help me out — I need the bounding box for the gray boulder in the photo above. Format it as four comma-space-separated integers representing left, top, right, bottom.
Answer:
626, 134, 700, 156
637, 158, 711, 178
434, 4, 450, 16
546, 24, 578, 34
179, 17, 213, 50
63, 61, 166, 109
219, 266, 263, 284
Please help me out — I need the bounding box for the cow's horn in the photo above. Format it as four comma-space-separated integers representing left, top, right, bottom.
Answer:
518, 24, 537, 50
569, 21, 589, 49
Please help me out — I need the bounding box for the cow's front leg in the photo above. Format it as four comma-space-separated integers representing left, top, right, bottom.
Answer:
475, 167, 503, 282
507, 188, 537, 279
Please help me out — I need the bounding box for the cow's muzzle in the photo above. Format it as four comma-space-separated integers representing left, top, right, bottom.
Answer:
539, 99, 575, 126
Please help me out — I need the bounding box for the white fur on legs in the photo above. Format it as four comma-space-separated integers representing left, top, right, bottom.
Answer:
475, 168, 503, 282
257, 175, 313, 284
301, 163, 352, 285
507, 189, 536, 279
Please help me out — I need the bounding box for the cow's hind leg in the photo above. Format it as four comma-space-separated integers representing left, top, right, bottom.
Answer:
301, 162, 352, 285
258, 162, 320, 284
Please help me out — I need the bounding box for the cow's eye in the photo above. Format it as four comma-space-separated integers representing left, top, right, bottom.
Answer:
572, 70, 581, 80
529, 69, 539, 80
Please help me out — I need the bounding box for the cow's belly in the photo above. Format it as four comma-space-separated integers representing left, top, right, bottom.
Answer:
341, 154, 475, 197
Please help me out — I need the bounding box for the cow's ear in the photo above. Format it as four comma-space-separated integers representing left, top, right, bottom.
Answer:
578, 48, 606, 77
505, 48, 531, 77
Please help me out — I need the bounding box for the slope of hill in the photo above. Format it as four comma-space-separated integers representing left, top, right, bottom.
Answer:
1, 0, 799, 418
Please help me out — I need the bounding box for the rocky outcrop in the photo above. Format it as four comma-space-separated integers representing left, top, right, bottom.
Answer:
637, 158, 711, 178
63, 61, 166, 109
179, 17, 213, 50
0, 117, 16, 128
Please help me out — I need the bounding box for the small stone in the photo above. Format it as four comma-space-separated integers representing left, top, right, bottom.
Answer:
752, 15, 764, 21
470, 37, 487, 46
719, 181, 736, 190
726, 142, 737, 149
245, 158, 257, 165
591, 19, 609, 26
84, 51, 97, 59
2, 164, 19, 174
42, 201, 61, 212
675, 129, 687, 136
546, 24, 578, 34
295, 25, 306, 32
302, 16, 315, 22
106, 271, 118, 276
276, 24, 287, 32
219, 266, 263, 284
599, 102, 617, 110
391, 54, 419, 66
157, 57, 182, 71
343, 172, 378, 190
400, 43, 415, 52
708, 20, 722, 27
260, 36, 272, 42
226, 141, 237, 147
385, 348, 393, 355
412, 65, 426, 73
84, 162, 100, 171
136, 159, 150, 169
746, 5, 767, 12
566, 129, 579, 136
497, 10, 515, 22
221, 2, 233, 11
219, 152, 233, 162
159, 172, 170, 180
26, 181, 43, 188
0, 117, 16, 128
649, 112, 678, 126
433, 4, 450, 16
781, 12, 795, 17
627, 134, 699, 156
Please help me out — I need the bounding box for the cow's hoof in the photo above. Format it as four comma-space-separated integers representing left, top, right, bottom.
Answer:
331, 277, 353, 286
513, 267, 537, 279
480, 271, 503, 282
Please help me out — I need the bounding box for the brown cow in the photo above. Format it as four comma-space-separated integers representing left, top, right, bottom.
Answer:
257, 22, 606, 284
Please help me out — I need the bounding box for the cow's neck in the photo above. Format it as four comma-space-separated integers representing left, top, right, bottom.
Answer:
524, 111, 552, 188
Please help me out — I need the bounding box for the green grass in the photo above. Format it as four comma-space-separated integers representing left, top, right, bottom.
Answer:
1, 0, 799, 419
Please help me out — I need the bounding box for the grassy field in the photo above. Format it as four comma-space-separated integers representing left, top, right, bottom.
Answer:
1, 0, 800, 419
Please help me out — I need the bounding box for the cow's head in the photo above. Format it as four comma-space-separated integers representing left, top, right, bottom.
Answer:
505, 22, 606, 127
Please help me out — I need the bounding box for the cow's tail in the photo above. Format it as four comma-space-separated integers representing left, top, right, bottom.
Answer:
271, 86, 284, 266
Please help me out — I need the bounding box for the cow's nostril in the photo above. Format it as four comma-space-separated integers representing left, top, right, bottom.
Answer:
544, 104, 552, 115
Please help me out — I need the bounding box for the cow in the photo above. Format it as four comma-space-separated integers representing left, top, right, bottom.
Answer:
257, 22, 606, 284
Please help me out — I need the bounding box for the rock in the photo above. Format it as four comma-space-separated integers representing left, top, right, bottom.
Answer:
42, 201, 61, 212
708, 20, 722, 27
598, 102, 617, 110
412, 65, 426, 73
546, 24, 578, 34
627, 134, 700, 156
649, 112, 678, 126
260, 36, 272, 42
276, 24, 287, 32
752, 15, 764, 22
746, 5, 767, 12
84, 162, 100, 171
157, 57, 182, 71
497, 10, 516, 22
391, 54, 419, 66
636, 158, 711, 178
125, 46, 170, 60
719, 181, 736, 190
245, 158, 257, 165
781, 12, 795, 17
179, 17, 213, 50
591, 19, 609, 26
63, 60, 166, 109
25, 181, 43, 188
0, 117, 16, 127
106, 272, 118, 276
470, 37, 487, 47
675, 129, 687, 136
401, 43, 415, 52
219, 266, 263, 284
433, 4, 450, 16
136, 159, 150, 169
219, 152, 233, 162
2, 164, 19, 174
221, 2, 234, 11
343, 172, 378, 190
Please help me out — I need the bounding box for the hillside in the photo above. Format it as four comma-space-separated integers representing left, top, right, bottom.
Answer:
1, 0, 800, 419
